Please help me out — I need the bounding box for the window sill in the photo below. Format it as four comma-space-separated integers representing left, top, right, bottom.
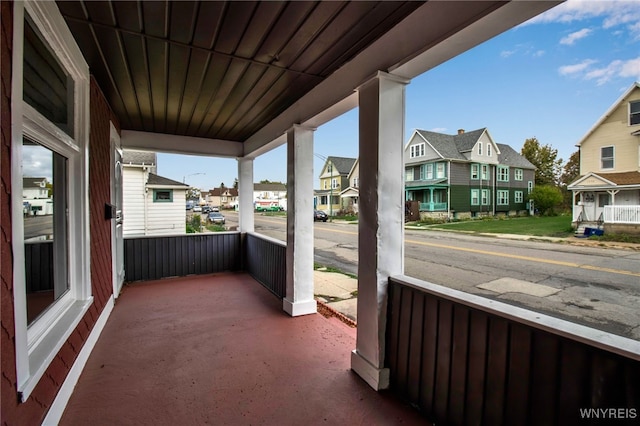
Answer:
19, 296, 93, 402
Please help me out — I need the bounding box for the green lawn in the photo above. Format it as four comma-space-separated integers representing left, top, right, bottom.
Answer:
426, 215, 574, 237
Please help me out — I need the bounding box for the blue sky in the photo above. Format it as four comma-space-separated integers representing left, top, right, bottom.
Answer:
155, 0, 640, 191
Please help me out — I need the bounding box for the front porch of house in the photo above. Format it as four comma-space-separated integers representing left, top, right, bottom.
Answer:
571, 188, 640, 235
405, 186, 448, 213
59, 271, 427, 425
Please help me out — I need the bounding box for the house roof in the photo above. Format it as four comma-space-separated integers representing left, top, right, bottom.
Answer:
254, 183, 286, 192
453, 128, 487, 152
496, 144, 535, 169
576, 82, 640, 146
55, 1, 556, 159
568, 171, 640, 189
327, 157, 357, 176
589, 171, 640, 186
23, 177, 47, 188
147, 173, 188, 187
123, 150, 156, 166
208, 187, 239, 197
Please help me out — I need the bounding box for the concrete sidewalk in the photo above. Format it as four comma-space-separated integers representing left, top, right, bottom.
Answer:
314, 269, 358, 323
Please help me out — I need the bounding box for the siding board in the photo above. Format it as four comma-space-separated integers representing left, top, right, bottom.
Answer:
483, 317, 509, 426
448, 304, 469, 425
504, 324, 531, 425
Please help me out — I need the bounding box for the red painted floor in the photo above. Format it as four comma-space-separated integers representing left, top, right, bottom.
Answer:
61, 273, 429, 425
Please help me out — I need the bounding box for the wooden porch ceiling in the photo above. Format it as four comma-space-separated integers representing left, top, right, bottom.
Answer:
55, 1, 560, 156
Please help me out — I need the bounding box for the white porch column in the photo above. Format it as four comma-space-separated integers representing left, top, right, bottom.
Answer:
237, 157, 254, 232
351, 71, 409, 390
283, 125, 317, 316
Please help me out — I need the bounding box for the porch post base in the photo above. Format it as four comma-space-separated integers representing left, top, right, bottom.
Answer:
283, 298, 317, 317
351, 349, 390, 391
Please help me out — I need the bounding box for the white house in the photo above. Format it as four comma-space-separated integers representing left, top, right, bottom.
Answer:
254, 182, 287, 210
123, 150, 188, 236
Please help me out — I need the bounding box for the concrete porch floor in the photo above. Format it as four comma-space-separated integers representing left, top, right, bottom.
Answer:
60, 273, 428, 425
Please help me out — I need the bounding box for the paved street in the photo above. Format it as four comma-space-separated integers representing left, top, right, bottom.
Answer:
219, 210, 640, 340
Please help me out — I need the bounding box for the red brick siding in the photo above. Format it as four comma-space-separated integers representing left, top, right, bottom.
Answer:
1, 2, 18, 425
0, 5, 118, 420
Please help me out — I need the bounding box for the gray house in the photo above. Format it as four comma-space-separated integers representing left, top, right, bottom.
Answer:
404, 128, 535, 219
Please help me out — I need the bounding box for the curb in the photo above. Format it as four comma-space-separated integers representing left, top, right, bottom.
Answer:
316, 299, 357, 328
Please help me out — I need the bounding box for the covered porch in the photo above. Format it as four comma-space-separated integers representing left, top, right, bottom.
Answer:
60, 272, 426, 425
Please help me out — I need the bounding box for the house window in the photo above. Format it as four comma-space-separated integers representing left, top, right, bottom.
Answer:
497, 190, 509, 205
481, 164, 489, 180
419, 165, 425, 180
323, 180, 329, 190
528, 181, 533, 193
481, 189, 490, 205
471, 189, 479, 206
601, 146, 614, 169
425, 163, 433, 179
405, 168, 413, 181
153, 189, 173, 202
477, 143, 482, 156
353, 177, 359, 188
436, 163, 446, 178
410, 143, 425, 158
320, 196, 328, 205
487, 144, 492, 157
515, 168, 523, 181
13, 1, 91, 401
331, 178, 338, 189
630, 100, 640, 125
471, 164, 479, 180
327, 164, 333, 173
515, 191, 523, 203
598, 194, 611, 207
497, 166, 509, 182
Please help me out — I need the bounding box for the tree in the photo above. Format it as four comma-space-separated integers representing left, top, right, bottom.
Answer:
560, 150, 580, 188
186, 187, 201, 201
528, 185, 563, 216
233, 178, 239, 189
520, 137, 563, 186
559, 150, 580, 210
220, 182, 226, 189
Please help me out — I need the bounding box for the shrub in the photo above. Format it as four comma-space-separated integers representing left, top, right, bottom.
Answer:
528, 185, 563, 216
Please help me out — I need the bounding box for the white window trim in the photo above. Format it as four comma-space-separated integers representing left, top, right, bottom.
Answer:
600, 145, 614, 170
12, 0, 92, 402
487, 143, 492, 157
497, 190, 509, 206
410, 143, 425, 158
515, 168, 523, 181
471, 164, 479, 180
477, 143, 482, 156
471, 189, 479, 206
515, 191, 523, 203
629, 100, 640, 126
498, 166, 509, 182
481, 189, 490, 205
481, 164, 488, 180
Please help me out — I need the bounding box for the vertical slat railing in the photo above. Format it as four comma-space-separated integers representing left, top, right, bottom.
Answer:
124, 232, 241, 282
244, 232, 286, 299
24, 240, 53, 292
386, 275, 640, 426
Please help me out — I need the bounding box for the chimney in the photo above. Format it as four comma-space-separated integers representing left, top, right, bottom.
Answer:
458, 129, 465, 135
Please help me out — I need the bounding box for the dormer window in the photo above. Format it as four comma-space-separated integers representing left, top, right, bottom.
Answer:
630, 100, 640, 125
410, 143, 425, 158
477, 143, 482, 156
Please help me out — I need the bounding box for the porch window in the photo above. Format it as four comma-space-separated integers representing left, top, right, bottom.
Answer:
153, 189, 173, 202
598, 193, 611, 207
13, 0, 91, 401
601, 146, 614, 169
497, 166, 509, 182
630, 100, 640, 125
497, 190, 509, 205
515, 168, 523, 181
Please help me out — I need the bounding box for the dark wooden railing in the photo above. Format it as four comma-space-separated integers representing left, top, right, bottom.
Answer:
244, 232, 286, 299
25, 240, 53, 292
386, 275, 640, 426
124, 232, 241, 282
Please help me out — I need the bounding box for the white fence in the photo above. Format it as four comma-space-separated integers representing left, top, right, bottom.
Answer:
604, 205, 640, 224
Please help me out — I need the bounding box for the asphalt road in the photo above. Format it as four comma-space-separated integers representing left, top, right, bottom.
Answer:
221, 210, 640, 340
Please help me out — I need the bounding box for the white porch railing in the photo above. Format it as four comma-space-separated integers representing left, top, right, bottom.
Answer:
604, 205, 640, 224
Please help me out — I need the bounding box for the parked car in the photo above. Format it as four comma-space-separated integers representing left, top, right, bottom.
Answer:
314, 210, 328, 222
211, 206, 220, 212
202, 205, 211, 214
207, 212, 226, 224
193, 205, 202, 212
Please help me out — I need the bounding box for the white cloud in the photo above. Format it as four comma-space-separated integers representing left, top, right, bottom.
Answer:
500, 50, 516, 58
559, 57, 640, 85
528, 0, 640, 39
534, 50, 546, 57
560, 28, 593, 45
430, 127, 448, 133
558, 59, 597, 76
23, 145, 53, 181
